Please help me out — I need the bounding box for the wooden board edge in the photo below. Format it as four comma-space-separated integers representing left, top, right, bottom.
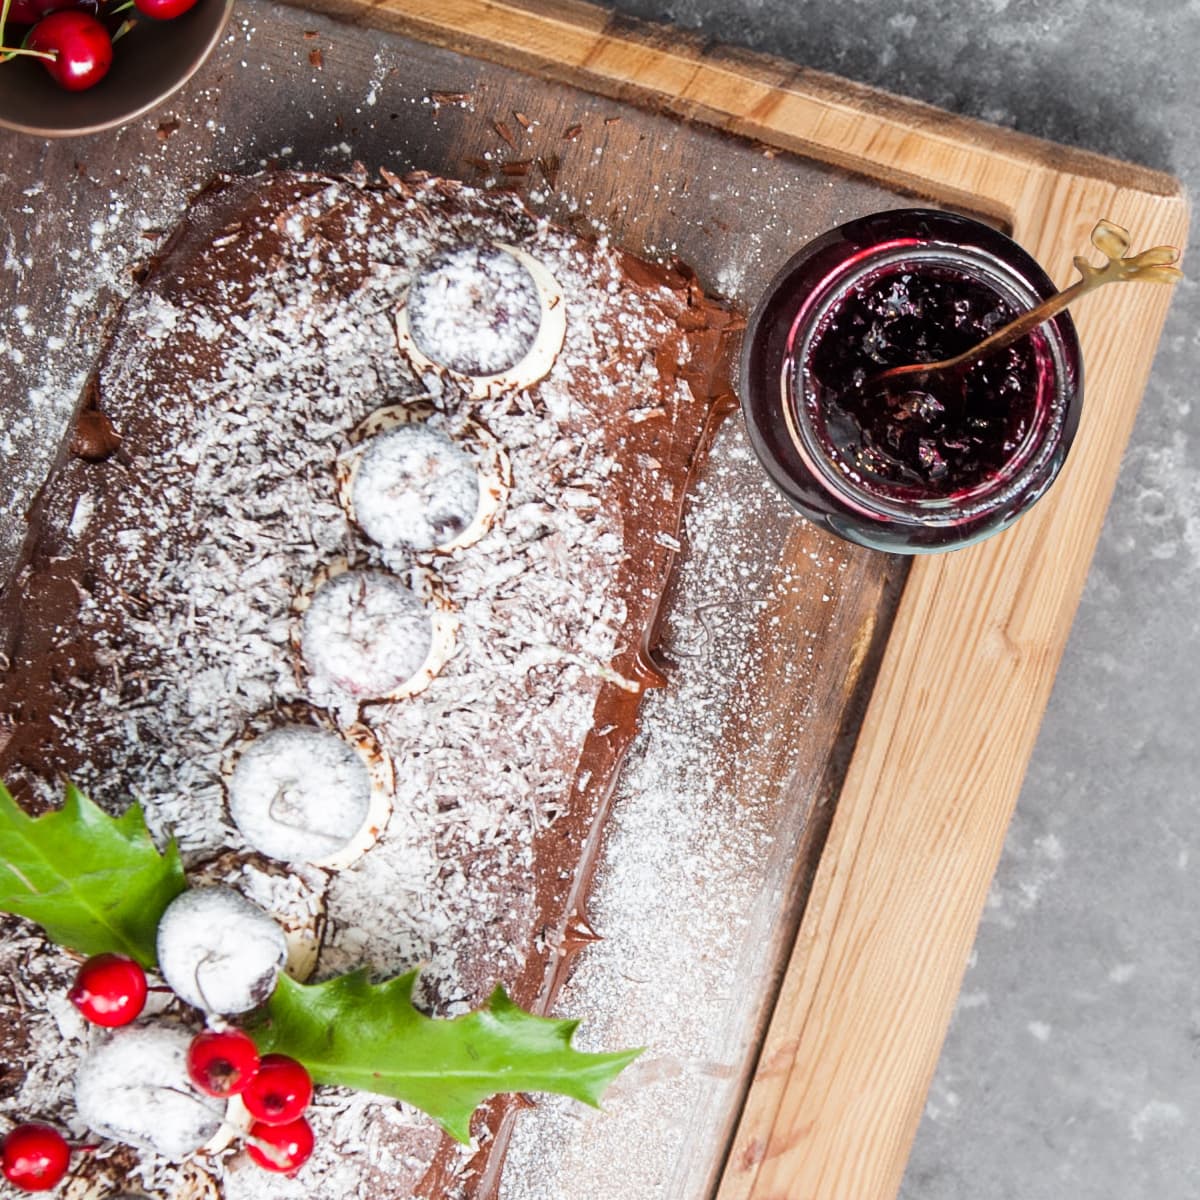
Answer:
717, 179, 1189, 1200
292, 0, 1185, 222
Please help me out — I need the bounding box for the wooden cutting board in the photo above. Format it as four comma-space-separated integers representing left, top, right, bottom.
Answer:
0, 2, 1186, 1198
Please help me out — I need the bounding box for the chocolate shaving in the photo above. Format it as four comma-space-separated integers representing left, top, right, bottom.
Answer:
493, 120, 518, 151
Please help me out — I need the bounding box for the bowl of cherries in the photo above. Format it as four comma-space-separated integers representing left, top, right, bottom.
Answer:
0, 0, 232, 136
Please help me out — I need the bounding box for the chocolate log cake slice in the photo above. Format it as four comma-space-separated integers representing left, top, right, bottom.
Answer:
0, 167, 738, 1200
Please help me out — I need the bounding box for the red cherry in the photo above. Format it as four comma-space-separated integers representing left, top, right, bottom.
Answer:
131, 0, 198, 18
3, 0, 94, 25
67, 953, 148, 1027
242, 1054, 313, 1125
3, 0, 49, 25
1, 1124, 70, 1192
246, 1116, 313, 1174
186, 1028, 261, 1098
24, 10, 112, 92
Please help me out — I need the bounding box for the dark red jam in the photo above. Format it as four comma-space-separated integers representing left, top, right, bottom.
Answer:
741, 210, 1082, 553
807, 264, 1044, 499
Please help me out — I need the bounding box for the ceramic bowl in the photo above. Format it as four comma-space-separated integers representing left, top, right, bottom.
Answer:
0, 0, 233, 137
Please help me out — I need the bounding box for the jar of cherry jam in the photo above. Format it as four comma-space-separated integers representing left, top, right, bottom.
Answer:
740, 209, 1083, 552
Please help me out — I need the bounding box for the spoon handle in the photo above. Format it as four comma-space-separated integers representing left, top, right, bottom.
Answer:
869, 220, 1182, 388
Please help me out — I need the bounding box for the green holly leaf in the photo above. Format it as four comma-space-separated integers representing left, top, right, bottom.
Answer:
251, 970, 642, 1143
0, 778, 188, 967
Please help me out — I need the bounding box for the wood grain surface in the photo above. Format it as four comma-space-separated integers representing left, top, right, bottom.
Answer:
0, 1, 1187, 1198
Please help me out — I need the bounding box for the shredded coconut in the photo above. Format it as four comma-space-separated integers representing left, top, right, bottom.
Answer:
0, 156, 864, 1200
1, 170, 703, 1198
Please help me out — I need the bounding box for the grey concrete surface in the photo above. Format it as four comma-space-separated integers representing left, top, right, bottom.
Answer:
601, 2, 1200, 1197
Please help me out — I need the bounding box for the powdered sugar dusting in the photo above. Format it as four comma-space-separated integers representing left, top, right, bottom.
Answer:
501, 423, 855, 1200
0, 142, 221, 584
350, 424, 481, 552
74, 1025, 225, 1159
156, 887, 288, 1016
228, 726, 372, 863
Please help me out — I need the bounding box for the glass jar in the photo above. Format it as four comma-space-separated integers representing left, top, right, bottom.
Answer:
740, 209, 1083, 553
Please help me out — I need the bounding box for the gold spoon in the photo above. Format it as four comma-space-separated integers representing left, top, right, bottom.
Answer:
866, 220, 1183, 391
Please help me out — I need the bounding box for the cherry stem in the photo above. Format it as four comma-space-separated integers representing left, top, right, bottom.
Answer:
0, 44, 58, 60
111, 15, 136, 41
0, 0, 10, 56
108, 0, 135, 11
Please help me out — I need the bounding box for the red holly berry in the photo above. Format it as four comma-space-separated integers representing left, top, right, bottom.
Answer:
246, 1116, 314, 1174
24, 10, 112, 92
186, 1028, 261, 1098
131, 0, 199, 18
242, 1054, 313, 1125
1, 1124, 70, 1192
67, 953, 148, 1027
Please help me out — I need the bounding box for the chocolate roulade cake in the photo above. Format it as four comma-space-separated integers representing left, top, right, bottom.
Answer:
0, 167, 738, 1199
